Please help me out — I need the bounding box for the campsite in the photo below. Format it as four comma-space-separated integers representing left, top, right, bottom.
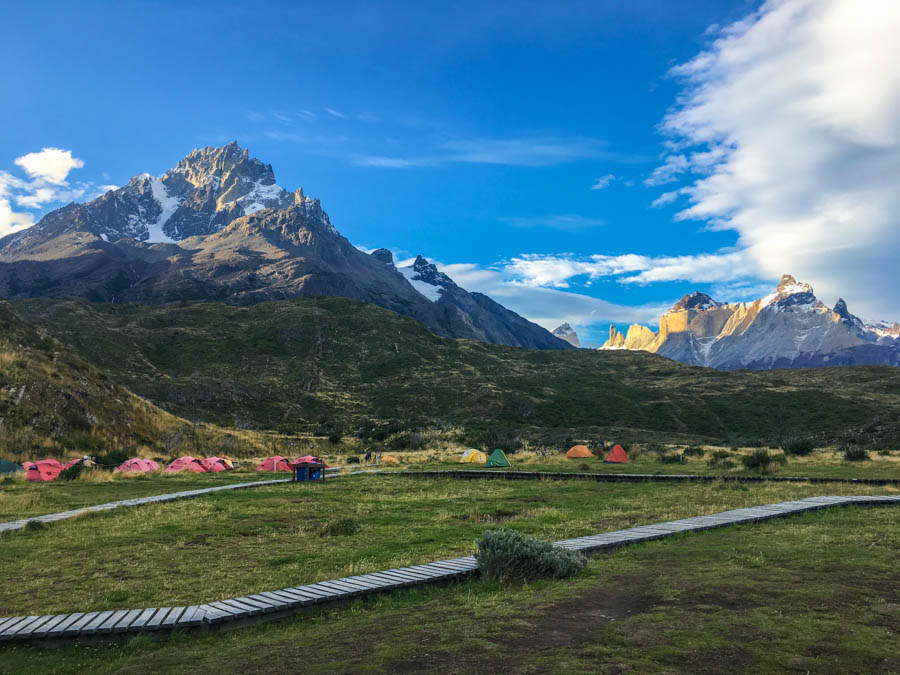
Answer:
3, 1, 900, 672
0, 456, 897, 672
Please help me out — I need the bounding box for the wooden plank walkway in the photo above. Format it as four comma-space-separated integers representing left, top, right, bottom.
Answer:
1, 494, 896, 645
0, 468, 341, 535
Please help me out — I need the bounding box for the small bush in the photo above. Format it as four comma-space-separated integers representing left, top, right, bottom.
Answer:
345, 456, 360, 464
577, 462, 591, 471
659, 452, 685, 464
741, 449, 776, 473
328, 431, 342, 445
683, 445, 705, 457
58, 463, 86, 481
781, 437, 816, 456
476, 529, 586, 583
707, 449, 736, 469
322, 518, 361, 536
23, 520, 47, 532
475, 530, 587, 582
841, 445, 870, 462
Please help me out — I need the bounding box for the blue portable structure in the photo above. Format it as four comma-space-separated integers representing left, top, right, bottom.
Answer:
292, 461, 326, 482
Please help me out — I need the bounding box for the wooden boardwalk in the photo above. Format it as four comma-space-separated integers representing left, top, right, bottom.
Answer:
1, 494, 896, 645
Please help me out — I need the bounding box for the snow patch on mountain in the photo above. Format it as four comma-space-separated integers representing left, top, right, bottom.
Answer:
146, 178, 180, 243
399, 264, 443, 302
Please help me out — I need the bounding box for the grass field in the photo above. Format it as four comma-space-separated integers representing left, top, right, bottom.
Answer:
0, 470, 277, 521
395, 445, 900, 479
0, 502, 896, 674
0, 474, 896, 617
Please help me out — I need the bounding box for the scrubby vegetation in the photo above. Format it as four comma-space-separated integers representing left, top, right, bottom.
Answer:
14, 297, 900, 450
476, 529, 586, 583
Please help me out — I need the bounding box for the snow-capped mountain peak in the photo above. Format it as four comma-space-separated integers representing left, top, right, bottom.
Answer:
552, 322, 580, 347
398, 255, 456, 302
598, 273, 899, 369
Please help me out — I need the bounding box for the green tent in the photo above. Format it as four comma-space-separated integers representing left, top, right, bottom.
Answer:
0, 459, 23, 474
484, 449, 511, 468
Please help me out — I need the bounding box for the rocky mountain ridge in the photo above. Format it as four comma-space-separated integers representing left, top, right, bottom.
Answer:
0, 143, 571, 351
602, 275, 899, 369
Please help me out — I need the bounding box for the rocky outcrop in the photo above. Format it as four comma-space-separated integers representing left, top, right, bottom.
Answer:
0, 143, 572, 351
600, 274, 899, 369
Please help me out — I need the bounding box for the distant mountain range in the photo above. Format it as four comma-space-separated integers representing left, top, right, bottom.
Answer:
601, 275, 900, 369
0, 142, 570, 351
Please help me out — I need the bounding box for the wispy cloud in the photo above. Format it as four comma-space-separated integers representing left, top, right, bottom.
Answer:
324, 107, 347, 119
351, 136, 620, 168
501, 251, 757, 289
500, 214, 605, 231
647, 0, 900, 318
591, 174, 615, 190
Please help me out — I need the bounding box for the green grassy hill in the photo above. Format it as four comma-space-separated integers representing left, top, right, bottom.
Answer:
15, 297, 900, 447
0, 300, 193, 460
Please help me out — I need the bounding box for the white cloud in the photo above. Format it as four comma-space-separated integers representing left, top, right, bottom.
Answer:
591, 174, 615, 190
439, 261, 664, 332
0, 198, 34, 237
500, 214, 605, 231
644, 154, 688, 186
0, 147, 93, 238
502, 251, 756, 288
14, 147, 84, 184
325, 107, 347, 119
651, 0, 900, 319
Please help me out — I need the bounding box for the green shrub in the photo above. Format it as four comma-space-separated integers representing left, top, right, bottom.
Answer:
59, 463, 86, 481
475, 529, 586, 583
94, 450, 131, 469
23, 520, 47, 532
841, 445, 869, 462
707, 449, 736, 470
322, 518, 361, 536
683, 445, 705, 457
345, 456, 360, 464
781, 437, 816, 456
659, 452, 684, 464
741, 449, 776, 473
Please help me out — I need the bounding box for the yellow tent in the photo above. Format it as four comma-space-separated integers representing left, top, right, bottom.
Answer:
460, 448, 487, 464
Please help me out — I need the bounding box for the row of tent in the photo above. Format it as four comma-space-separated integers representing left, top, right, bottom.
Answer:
1, 454, 330, 482
459, 445, 628, 466
565, 444, 628, 463
459, 449, 512, 467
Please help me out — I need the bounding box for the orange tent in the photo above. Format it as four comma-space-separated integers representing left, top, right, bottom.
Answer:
566, 445, 594, 459
380, 455, 401, 465
604, 445, 629, 463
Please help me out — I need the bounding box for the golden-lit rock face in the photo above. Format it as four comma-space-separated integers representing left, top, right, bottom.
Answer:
599, 277, 900, 369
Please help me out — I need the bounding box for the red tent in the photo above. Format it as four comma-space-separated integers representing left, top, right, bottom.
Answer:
201, 456, 230, 472
256, 455, 292, 472
114, 458, 160, 473
165, 456, 207, 473
294, 455, 330, 468
603, 445, 629, 464
23, 459, 63, 482
63, 458, 82, 470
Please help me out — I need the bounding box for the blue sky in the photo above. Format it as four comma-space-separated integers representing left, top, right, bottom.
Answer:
3, 0, 899, 345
